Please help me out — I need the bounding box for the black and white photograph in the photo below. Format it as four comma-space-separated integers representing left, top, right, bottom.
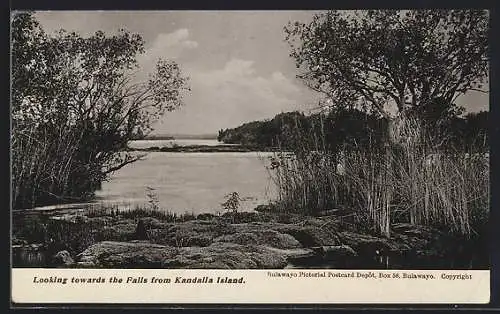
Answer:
11, 10, 489, 273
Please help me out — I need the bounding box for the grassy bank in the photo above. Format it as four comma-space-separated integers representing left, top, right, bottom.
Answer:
12, 205, 198, 260
12, 204, 290, 266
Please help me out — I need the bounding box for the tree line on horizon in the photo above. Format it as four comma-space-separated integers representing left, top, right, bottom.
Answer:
217, 105, 488, 153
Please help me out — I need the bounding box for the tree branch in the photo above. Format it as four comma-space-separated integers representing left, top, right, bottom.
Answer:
468, 88, 489, 94
102, 154, 146, 174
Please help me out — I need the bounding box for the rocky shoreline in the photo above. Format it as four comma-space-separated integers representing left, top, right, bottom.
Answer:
12, 207, 487, 269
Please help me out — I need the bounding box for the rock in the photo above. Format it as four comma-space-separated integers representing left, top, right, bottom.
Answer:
278, 225, 341, 247
99, 219, 137, 241
286, 245, 357, 268
317, 245, 358, 259
230, 221, 286, 232
75, 240, 309, 269
206, 219, 342, 249
337, 223, 454, 258
51, 250, 75, 266
185, 235, 213, 247
133, 217, 174, 241
390, 223, 447, 250
135, 219, 148, 240
221, 211, 275, 223
274, 213, 305, 224
215, 232, 258, 245
254, 204, 277, 213
163, 242, 290, 269
196, 213, 215, 221
137, 217, 169, 229
147, 220, 234, 247
215, 229, 301, 249
76, 241, 178, 268
338, 231, 408, 256
266, 215, 343, 248
15, 205, 485, 269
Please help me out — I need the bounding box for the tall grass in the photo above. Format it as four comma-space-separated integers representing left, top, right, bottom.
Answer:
12, 121, 83, 209
85, 204, 198, 222
11, 116, 115, 210
269, 114, 489, 238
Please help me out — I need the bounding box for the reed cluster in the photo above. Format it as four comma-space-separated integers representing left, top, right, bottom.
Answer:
86, 204, 197, 222
269, 114, 489, 238
11, 117, 128, 210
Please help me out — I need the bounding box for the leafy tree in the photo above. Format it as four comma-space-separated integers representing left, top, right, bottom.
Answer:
462, 111, 488, 150
11, 12, 189, 209
324, 108, 388, 152
285, 10, 488, 123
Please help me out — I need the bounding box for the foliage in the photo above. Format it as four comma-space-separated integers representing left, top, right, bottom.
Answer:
460, 111, 489, 150
145, 186, 160, 212
221, 192, 243, 213
11, 13, 189, 209
218, 108, 487, 153
218, 110, 386, 151
285, 10, 488, 117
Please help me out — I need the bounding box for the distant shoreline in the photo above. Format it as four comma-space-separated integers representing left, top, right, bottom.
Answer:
126, 144, 280, 153
136, 134, 217, 141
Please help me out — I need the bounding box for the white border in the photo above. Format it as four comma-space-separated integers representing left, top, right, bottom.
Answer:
12, 268, 490, 304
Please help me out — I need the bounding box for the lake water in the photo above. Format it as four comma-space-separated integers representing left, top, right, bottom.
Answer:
93, 142, 278, 214
24, 139, 279, 214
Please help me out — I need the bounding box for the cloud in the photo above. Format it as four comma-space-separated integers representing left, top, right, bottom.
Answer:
155, 58, 310, 134
156, 29, 199, 50
138, 28, 198, 65
194, 58, 301, 106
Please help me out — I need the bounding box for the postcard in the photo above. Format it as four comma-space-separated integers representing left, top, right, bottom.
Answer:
11, 9, 490, 305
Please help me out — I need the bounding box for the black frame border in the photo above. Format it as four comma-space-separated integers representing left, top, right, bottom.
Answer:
5, 0, 500, 311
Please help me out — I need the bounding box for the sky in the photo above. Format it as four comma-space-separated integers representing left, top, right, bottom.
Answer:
34, 11, 489, 135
